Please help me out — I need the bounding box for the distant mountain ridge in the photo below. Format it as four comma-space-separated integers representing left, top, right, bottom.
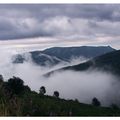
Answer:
12, 46, 115, 66
41, 46, 115, 62
45, 49, 120, 76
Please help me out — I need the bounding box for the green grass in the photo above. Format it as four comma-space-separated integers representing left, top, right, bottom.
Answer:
0, 76, 120, 116
19, 92, 120, 116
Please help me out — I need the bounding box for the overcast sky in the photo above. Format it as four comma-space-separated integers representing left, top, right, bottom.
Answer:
0, 4, 120, 50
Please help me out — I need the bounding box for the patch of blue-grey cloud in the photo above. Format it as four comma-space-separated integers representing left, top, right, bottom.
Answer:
0, 4, 120, 49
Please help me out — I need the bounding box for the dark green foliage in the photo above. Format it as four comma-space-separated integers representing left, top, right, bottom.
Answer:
24, 85, 31, 93
0, 75, 4, 91
110, 104, 119, 110
0, 75, 3, 83
53, 91, 59, 98
0, 75, 120, 116
75, 99, 79, 103
39, 86, 46, 95
92, 97, 101, 107
7, 76, 24, 95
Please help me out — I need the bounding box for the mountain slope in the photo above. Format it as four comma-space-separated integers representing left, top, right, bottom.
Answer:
45, 50, 120, 76
30, 51, 66, 66
41, 46, 115, 61
12, 52, 66, 66
13, 46, 115, 66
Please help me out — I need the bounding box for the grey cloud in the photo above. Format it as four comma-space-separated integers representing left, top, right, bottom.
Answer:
0, 4, 119, 21
0, 48, 120, 106
0, 4, 120, 41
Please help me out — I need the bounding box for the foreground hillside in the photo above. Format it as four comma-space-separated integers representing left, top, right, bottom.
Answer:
0, 75, 120, 116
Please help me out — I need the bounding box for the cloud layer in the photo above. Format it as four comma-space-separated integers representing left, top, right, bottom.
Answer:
0, 47, 120, 106
0, 5, 119, 47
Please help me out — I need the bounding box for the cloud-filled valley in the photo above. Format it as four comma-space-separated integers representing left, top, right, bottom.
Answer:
1, 4, 120, 116
0, 47, 120, 107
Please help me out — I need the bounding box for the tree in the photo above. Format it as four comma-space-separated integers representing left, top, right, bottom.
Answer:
7, 76, 24, 95
39, 86, 46, 95
110, 104, 119, 110
0, 75, 4, 88
53, 91, 59, 98
92, 97, 101, 106
0, 75, 3, 83
24, 85, 31, 92
0, 75, 3, 80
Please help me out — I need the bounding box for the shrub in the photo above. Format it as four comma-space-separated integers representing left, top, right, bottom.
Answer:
39, 86, 46, 95
7, 76, 24, 95
92, 97, 101, 106
53, 91, 59, 98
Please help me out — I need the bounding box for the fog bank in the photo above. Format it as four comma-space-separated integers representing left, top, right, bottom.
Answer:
0, 48, 120, 107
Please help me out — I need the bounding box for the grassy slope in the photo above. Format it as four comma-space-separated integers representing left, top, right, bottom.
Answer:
19, 92, 120, 116
0, 78, 120, 116
1, 90, 120, 116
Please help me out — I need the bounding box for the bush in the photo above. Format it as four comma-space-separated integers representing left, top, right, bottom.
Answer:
39, 86, 46, 95
24, 85, 31, 92
0, 75, 3, 83
111, 104, 119, 110
7, 76, 24, 95
0, 75, 4, 89
92, 97, 101, 106
53, 91, 59, 98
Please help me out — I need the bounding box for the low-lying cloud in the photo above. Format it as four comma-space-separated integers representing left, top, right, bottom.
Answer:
44, 70, 120, 106
0, 48, 120, 107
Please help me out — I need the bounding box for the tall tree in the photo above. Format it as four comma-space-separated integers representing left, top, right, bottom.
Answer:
7, 76, 24, 95
53, 91, 59, 98
92, 97, 101, 106
39, 86, 46, 95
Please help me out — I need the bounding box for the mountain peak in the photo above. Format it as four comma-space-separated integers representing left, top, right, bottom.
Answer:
13, 46, 116, 66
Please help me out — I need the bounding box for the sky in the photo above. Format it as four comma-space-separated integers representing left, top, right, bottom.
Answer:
1, 4, 120, 105
0, 4, 120, 50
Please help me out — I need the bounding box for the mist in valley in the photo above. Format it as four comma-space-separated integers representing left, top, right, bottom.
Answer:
0, 47, 120, 107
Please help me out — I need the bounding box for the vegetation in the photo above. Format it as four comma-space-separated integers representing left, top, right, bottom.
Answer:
92, 97, 101, 107
39, 86, 46, 95
0, 75, 120, 116
53, 91, 59, 98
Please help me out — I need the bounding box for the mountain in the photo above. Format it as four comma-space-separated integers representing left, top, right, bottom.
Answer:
41, 46, 115, 62
45, 50, 120, 76
13, 46, 115, 66
29, 51, 66, 66
13, 52, 65, 66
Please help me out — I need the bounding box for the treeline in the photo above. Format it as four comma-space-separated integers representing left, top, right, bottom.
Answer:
0, 75, 119, 116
